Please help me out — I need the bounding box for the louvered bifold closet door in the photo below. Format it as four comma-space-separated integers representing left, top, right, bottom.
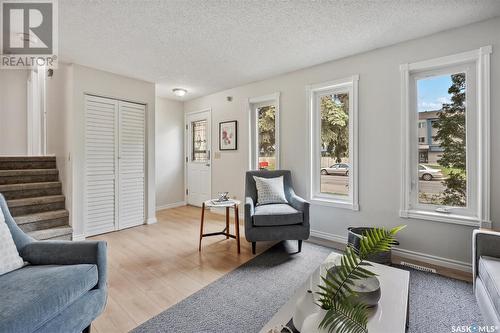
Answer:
84, 95, 118, 236
118, 101, 145, 229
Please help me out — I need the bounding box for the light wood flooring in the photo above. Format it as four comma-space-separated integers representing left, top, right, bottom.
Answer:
89, 205, 274, 333
90, 205, 472, 332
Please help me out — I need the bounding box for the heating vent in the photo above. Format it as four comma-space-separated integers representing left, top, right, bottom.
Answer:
400, 261, 437, 273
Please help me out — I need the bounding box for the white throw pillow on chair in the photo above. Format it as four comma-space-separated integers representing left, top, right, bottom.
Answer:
253, 175, 289, 206
0, 208, 24, 276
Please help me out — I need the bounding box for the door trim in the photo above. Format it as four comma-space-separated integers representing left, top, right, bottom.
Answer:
184, 108, 212, 205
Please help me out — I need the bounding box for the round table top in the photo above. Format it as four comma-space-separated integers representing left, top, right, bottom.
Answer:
204, 199, 241, 207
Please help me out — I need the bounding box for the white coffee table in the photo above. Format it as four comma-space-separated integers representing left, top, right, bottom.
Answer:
260, 252, 410, 333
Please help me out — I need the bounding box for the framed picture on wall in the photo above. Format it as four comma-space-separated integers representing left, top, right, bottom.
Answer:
219, 120, 238, 150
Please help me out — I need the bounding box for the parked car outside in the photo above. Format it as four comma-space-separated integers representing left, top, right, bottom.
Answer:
321, 163, 349, 176
419, 164, 444, 181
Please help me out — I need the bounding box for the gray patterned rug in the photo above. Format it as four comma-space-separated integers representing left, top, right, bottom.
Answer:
132, 241, 482, 333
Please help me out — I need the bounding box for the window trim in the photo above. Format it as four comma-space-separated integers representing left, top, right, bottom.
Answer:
248, 92, 280, 170
400, 46, 492, 228
307, 75, 359, 211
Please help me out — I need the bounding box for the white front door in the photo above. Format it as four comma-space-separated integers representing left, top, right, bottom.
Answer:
186, 110, 211, 207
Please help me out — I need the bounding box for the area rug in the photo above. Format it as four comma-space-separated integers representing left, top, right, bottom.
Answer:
132, 241, 482, 333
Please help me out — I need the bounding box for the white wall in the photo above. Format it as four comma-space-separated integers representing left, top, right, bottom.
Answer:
0, 70, 28, 155
184, 17, 500, 268
46, 63, 72, 204
68, 64, 156, 238
156, 97, 185, 209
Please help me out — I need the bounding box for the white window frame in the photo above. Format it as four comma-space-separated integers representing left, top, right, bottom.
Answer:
248, 92, 280, 170
400, 46, 492, 228
307, 75, 359, 211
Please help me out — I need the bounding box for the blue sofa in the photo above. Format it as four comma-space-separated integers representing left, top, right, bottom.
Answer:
473, 229, 500, 328
0, 194, 107, 333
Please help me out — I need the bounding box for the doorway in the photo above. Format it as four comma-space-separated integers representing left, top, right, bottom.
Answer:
185, 109, 212, 207
27, 67, 47, 155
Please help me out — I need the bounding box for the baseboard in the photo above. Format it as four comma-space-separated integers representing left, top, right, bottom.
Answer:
392, 247, 471, 272
310, 230, 348, 245
310, 229, 472, 273
72, 233, 86, 241
156, 201, 186, 211
146, 217, 158, 224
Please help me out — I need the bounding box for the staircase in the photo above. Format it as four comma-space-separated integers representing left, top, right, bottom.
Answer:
0, 156, 72, 240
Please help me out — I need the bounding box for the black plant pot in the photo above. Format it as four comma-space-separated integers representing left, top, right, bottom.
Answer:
347, 227, 398, 265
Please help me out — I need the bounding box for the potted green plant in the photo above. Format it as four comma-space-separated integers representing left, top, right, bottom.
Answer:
315, 226, 405, 333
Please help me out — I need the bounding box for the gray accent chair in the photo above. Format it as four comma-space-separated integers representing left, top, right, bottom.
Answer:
245, 170, 310, 254
0, 194, 107, 333
473, 229, 500, 328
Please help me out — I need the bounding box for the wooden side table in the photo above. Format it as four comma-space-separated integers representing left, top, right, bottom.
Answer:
199, 199, 241, 254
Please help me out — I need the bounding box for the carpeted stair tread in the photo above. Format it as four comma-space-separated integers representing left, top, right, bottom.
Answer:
0, 169, 59, 185
14, 209, 69, 225
7, 195, 66, 216
7, 195, 65, 207
0, 181, 62, 200
0, 156, 56, 170
0, 181, 62, 191
0, 156, 56, 162
0, 169, 58, 176
27, 225, 72, 241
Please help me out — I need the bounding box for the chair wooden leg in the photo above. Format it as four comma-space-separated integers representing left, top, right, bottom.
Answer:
198, 202, 205, 251
235, 205, 240, 254
225, 207, 230, 239
252, 242, 256, 255
298, 240, 302, 253
82, 325, 91, 333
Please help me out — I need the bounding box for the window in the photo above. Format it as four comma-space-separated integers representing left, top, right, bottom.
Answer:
400, 47, 491, 227
308, 75, 359, 210
249, 93, 280, 170
418, 121, 426, 128
192, 120, 208, 161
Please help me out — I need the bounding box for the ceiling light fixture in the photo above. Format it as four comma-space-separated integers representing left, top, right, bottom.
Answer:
172, 88, 187, 97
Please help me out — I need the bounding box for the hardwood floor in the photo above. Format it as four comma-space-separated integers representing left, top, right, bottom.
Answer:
89, 205, 274, 333
89, 205, 472, 332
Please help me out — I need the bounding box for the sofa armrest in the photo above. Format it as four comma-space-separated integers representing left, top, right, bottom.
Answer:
289, 192, 309, 211
473, 230, 500, 282
289, 192, 310, 226
20, 241, 107, 290
245, 197, 255, 217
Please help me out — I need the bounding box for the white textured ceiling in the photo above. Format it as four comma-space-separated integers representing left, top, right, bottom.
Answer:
59, 1, 500, 100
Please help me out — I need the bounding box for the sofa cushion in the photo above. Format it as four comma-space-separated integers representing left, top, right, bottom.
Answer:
0, 264, 98, 333
253, 204, 302, 227
479, 256, 500, 315
253, 176, 288, 206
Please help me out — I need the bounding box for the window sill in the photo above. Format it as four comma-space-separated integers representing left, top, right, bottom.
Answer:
399, 209, 489, 227
310, 197, 359, 211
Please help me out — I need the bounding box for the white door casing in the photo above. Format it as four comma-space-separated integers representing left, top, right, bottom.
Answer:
186, 109, 212, 207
